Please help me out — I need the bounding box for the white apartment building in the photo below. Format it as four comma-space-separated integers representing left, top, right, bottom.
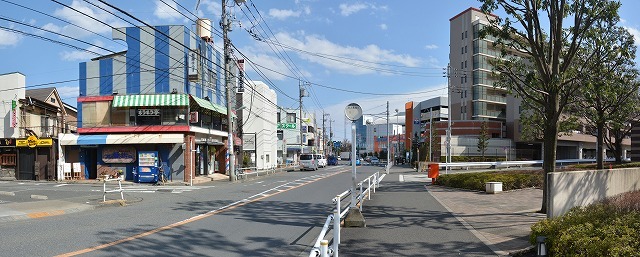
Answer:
240, 80, 278, 170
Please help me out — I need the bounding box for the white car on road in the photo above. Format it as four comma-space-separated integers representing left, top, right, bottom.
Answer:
315, 154, 327, 168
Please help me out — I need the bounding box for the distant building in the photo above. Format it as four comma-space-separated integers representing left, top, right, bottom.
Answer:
277, 108, 317, 164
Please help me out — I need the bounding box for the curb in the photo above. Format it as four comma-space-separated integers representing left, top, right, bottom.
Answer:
0, 204, 95, 223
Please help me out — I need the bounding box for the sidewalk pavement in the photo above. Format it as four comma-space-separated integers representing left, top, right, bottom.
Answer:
340, 166, 545, 256
0, 199, 95, 223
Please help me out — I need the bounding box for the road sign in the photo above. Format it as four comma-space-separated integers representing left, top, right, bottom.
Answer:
277, 123, 297, 130
345, 103, 362, 121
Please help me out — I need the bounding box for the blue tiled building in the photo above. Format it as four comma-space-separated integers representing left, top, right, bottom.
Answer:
60, 25, 236, 182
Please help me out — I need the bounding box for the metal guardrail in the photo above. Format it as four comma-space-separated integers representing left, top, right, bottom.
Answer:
433, 158, 605, 171
235, 164, 299, 180
309, 171, 386, 257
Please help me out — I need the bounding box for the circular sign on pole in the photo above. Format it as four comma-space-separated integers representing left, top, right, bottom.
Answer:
344, 103, 363, 121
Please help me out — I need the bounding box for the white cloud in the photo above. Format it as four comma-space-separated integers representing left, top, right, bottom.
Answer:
269, 9, 301, 20
41, 23, 62, 34
424, 44, 438, 50
624, 26, 640, 46
379, 24, 387, 30
56, 85, 80, 104
273, 31, 421, 75
339, 3, 368, 16
52, 0, 127, 38
238, 45, 312, 81
303, 6, 311, 15
60, 40, 109, 61
0, 27, 22, 47
153, 0, 183, 21
197, 0, 222, 18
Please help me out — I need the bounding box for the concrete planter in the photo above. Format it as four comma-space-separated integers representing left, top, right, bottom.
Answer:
485, 182, 503, 194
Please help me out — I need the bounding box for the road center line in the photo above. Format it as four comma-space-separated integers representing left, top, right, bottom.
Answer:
55, 169, 348, 257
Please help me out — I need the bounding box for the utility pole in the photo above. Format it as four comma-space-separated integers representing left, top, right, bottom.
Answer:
329, 119, 334, 155
222, 0, 235, 181
386, 101, 390, 165
323, 113, 329, 155
299, 81, 304, 155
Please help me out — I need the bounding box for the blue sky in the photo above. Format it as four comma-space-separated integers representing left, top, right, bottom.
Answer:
1, 0, 640, 141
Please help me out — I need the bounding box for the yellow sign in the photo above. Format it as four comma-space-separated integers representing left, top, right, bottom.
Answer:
16, 136, 53, 148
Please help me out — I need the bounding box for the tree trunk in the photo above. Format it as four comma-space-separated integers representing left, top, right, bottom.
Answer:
541, 118, 559, 215
614, 138, 623, 163
596, 122, 605, 169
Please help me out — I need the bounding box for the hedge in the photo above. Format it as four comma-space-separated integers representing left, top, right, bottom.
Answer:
434, 171, 543, 191
530, 191, 640, 256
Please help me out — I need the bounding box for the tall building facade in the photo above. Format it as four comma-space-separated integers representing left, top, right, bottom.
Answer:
449, 7, 630, 161
449, 7, 504, 122
60, 24, 237, 182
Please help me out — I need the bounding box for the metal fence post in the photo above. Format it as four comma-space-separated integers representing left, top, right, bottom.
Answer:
334, 196, 341, 256
320, 240, 329, 257
367, 178, 371, 200
359, 183, 363, 211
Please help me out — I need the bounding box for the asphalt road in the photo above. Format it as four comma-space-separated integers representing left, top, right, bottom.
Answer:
0, 165, 383, 256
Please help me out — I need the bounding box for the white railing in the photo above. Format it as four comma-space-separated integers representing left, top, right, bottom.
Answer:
309, 171, 385, 257
102, 175, 124, 202
235, 164, 298, 180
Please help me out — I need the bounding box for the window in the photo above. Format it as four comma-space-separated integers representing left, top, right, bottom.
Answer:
111, 107, 128, 126
286, 113, 296, 123
465, 31, 468, 38
50, 98, 56, 103
465, 45, 467, 53
464, 60, 467, 68
461, 62, 464, 69
81, 102, 111, 127
462, 32, 464, 40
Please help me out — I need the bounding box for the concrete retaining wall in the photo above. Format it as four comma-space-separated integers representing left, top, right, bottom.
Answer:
548, 168, 640, 218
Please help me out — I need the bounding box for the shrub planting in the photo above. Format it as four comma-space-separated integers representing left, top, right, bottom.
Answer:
434, 170, 543, 191
530, 190, 640, 256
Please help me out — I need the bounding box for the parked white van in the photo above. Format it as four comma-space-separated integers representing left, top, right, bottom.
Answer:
299, 154, 318, 171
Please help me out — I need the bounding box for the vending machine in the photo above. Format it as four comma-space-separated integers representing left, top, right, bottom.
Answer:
135, 151, 159, 183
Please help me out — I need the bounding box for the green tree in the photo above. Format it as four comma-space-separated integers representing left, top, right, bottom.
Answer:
477, 121, 490, 161
479, 0, 622, 214
574, 22, 639, 168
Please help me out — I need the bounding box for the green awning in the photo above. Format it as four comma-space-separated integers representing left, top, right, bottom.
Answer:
190, 95, 228, 115
112, 94, 189, 107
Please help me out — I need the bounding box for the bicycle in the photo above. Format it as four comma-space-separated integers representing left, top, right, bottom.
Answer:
156, 167, 167, 185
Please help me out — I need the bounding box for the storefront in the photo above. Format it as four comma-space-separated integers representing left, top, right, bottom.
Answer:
0, 138, 17, 179
16, 136, 55, 180
60, 133, 186, 181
